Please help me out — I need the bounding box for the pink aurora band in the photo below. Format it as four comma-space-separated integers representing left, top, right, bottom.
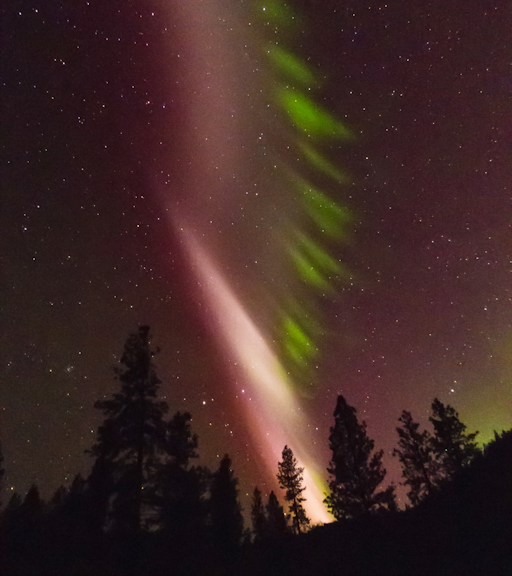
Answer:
160, 0, 342, 524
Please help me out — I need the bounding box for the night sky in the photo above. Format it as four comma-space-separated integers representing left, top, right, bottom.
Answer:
2, 0, 511, 522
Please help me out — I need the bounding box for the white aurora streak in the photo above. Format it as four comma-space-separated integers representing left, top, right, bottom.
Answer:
177, 227, 332, 524
162, 0, 333, 523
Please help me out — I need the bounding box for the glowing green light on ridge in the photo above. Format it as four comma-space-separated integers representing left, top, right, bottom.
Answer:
277, 87, 353, 139
267, 46, 317, 86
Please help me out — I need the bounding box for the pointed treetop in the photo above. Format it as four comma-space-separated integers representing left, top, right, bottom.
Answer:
277, 445, 310, 533
326, 394, 395, 520
429, 398, 480, 474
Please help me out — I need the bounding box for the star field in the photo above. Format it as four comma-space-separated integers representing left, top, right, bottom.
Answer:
1, 0, 510, 518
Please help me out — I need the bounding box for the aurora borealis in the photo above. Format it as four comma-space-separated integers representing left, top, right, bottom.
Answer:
2, 0, 511, 523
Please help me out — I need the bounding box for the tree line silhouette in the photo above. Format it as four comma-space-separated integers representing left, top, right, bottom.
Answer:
1, 326, 510, 575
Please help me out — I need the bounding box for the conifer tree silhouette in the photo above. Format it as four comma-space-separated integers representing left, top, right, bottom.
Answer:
251, 487, 267, 540
209, 455, 244, 565
266, 490, 288, 537
0, 443, 4, 510
159, 410, 206, 554
90, 326, 168, 533
394, 400, 480, 506
394, 409, 441, 505
430, 398, 480, 477
277, 445, 310, 533
326, 395, 395, 519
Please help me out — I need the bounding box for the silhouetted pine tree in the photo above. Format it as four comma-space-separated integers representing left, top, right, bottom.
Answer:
0, 492, 23, 573
84, 455, 116, 534
49, 484, 68, 509
277, 445, 310, 534
265, 490, 288, 537
61, 473, 102, 537
47, 483, 71, 544
165, 411, 199, 468
251, 487, 267, 540
430, 398, 480, 477
17, 485, 45, 565
64, 474, 87, 513
47, 476, 87, 530
394, 401, 480, 506
209, 455, 243, 571
43, 473, 109, 573
326, 395, 395, 520
0, 492, 19, 538
0, 443, 4, 510
393, 410, 441, 505
90, 326, 168, 534
21, 484, 44, 522
159, 411, 207, 561
1, 492, 22, 524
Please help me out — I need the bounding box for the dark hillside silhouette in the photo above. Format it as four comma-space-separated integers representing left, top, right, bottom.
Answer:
241, 428, 512, 576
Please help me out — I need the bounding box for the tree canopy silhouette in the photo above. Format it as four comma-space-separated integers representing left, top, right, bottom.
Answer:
277, 445, 310, 534
158, 410, 207, 558
393, 410, 440, 505
325, 394, 395, 520
90, 325, 168, 534
209, 454, 244, 567
0, 443, 4, 510
430, 397, 480, 477
265, 490, 288, 538
394, 398, 480, 505
250, 486, 289, 541
251, 487, 267, 540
